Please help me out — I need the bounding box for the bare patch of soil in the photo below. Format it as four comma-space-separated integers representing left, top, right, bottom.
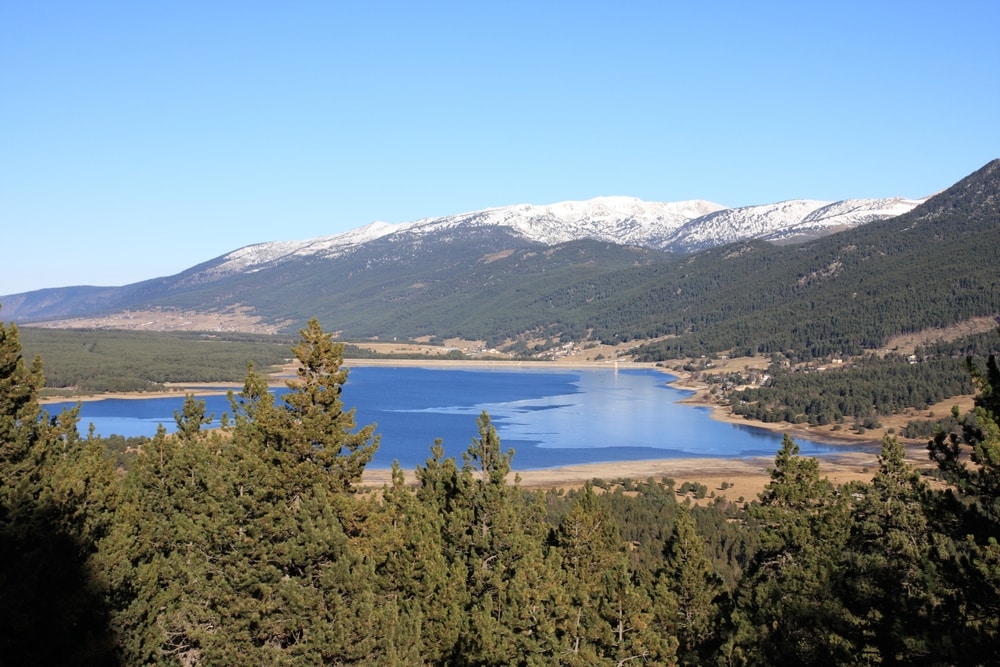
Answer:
29, 306, 292, 334
883, 316, 999, 356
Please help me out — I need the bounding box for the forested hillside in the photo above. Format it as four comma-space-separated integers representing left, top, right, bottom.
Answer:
627, 158, 1000, 359
17, 328, 294, 393
697, 329, 997, 431
2, 162, 994, 361
147, 158, 1000, 355
3, 317, 1000, 665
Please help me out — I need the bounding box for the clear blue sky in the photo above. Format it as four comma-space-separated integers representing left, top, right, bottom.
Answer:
2, 1, 998, 295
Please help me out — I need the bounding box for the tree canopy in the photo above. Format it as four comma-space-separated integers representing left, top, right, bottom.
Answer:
2, 314, 999, 665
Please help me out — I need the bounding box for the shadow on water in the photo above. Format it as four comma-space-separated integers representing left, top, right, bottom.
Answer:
0, 497, 120, 666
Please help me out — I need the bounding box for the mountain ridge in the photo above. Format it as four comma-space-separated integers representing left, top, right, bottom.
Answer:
5, 160, 997, 363
3, 193, 920, 306
199, 194, 918, 280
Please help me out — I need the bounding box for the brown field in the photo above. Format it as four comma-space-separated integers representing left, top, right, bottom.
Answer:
28, 306, 292, 334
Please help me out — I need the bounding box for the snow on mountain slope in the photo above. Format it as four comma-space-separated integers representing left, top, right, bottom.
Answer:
200, 221, 400, 276
200, 194, 920, 278
664, 200, 828, 253
205, 197, 724, 275
764, 197, 926, 242
395, 197, 725, 246
665, 197, 925, 252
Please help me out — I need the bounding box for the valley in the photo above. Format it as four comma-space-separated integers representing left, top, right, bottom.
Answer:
8, 158, 1000, 516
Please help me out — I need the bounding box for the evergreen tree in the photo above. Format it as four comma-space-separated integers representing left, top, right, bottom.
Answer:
596, 553, 674, 666
656, 505, 722, 665
424, 412, 563, 664
271, 318, 380, 494
103, 424, 224, 664
554, 483, 633, 664
730, 435, 857, 665
0, 315, 120, 664
365, 461, 465, 663
173, 392, 214, 440
0, 317, 44, 472
841, 434, 944, 664
106, 319, 391, 665
926, 346, 1000, 662
556, 484, 677, 665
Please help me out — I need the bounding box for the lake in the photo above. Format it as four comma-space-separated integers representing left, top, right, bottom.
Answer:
48, 366, 871, 469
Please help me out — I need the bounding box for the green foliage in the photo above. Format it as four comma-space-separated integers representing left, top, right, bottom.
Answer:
926, 344, 1000, 661
555, 484, 658, 663
730, 351, 976, 426
658, 506, 723, 664
7, 309, 1000, 665
731, 435, 858, 664
634, 162, 1000, 360
19, 327, 292, 392
271, 318, 380, 493
0, 320, 44, 459
6, 161, 1000, 365
104, 319, 389, 665
0, 315, 120, 664
841, 435, 944, 662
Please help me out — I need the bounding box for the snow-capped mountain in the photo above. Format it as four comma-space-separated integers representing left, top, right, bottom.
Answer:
205, 195, 919, 277
663, 197, 926, 253
197, 220, 400, 279
3, 160, 993, 340
763, 197, 928, 243
205, 197, 723, 277
663, 200, 831, 253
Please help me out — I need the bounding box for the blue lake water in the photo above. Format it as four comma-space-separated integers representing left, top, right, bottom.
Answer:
48, 366, 873, 470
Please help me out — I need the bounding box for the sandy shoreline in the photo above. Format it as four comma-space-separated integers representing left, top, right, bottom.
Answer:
359, 450, 889, 505
41, 357, 939, 496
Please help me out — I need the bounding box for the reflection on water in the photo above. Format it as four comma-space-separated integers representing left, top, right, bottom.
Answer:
49, 366, 875, 470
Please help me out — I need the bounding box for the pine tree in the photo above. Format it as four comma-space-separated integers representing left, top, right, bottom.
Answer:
0, 315, 120, 664
657, 505, 722, 665
842, 434, 944, 664
174, 392, 214, 440
0, 317, 44, 472
926, 345, 1000, 662
106, 319, 391, 665
554, 483, 625, 663
730, 434, 857, 665
597, 553, 675, 666
365, 461, 465, 663
104, 424, 223, 664
427, 412, 564, 664
274, 318, 379, 494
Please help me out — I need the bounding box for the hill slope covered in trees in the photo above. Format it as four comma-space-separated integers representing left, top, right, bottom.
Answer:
3, 162, 995, 361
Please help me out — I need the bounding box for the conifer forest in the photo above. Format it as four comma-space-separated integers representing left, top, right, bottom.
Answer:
3, 318, 1000, 666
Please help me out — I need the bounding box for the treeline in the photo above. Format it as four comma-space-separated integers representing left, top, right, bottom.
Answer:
626, 161, 1000, 360
729, 354, 975, 427
8, 164, 998, 361
252, 160, 999, 357
3, 318, 1000, 665
18, 328, 494, 398
393, 160, 999, 357
721, 329, 996, 430
19, 328, 294, 393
